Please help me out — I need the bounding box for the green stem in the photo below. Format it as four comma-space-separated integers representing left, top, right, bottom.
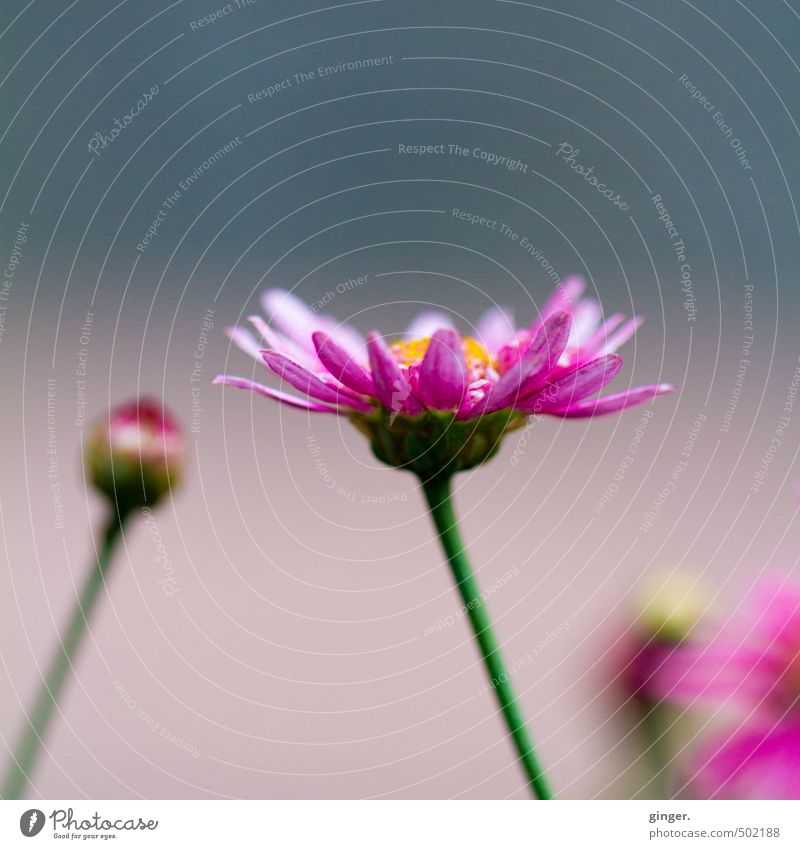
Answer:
421, 475, 554, 800
636, 697, 674, 800
2, 509, 129, 799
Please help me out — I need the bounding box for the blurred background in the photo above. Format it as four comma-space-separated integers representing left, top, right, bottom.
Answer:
1, 0, 799, 799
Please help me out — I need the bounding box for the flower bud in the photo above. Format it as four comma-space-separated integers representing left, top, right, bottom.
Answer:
636, 572, 708, 644
86, 398, 184, 510
623, 573, 708, 700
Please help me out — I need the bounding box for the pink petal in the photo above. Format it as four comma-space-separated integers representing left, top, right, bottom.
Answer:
536, 276, 586, 326
247, 315, 318, 369
551, 383, 675, 418
262, 351, 372, 411
748, 580, 800, 651
325, 322, 367, 363
367, 332, 421, 415
578, 311, 626, 359
212, 375, 341, 413
257, 291, 367, 364
260, 288, 325, 353
653, 642, 778, 709
404, 311, 453, 340
518, 353, 623, 413
226, 326, 263, 361
475, 306, 515, 352
517, 312, 575, 394
597, 315, 644, 355
312, 331, 375, 396
247, 315, 284, 350
568, 298, 602, 348
695, 722, 800, 799
474, 311, 571, 416
418, 328, 467, 410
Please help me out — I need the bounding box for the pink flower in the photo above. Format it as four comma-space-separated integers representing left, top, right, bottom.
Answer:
655, 580, 800, 798
215, 278, 673, 476
691, 724, 800, 800
216, 277, 671, 418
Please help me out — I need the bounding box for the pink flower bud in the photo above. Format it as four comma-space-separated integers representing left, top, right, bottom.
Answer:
86, 398, 184, 510
623, 573, 708, 700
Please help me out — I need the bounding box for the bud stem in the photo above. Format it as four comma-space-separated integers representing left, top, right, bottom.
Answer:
2, 509, 129, 799
635, 696, 674, 799
421, 475, 554, 800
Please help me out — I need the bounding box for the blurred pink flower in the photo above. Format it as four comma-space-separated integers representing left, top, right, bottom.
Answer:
656, 580, 800, 799
626, 641, 679, 701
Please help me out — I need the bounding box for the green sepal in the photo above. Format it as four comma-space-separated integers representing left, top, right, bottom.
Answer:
350, 407, 527, 477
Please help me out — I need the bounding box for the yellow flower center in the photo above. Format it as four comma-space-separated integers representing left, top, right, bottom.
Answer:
390, 336, 496, 374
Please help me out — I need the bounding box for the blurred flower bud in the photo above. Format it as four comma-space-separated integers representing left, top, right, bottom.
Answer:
86, 398, 184, 511
623, 572, 708, 701
636, 572, 708, 644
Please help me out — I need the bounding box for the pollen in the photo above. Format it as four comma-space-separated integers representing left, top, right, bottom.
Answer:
391, 337, 431, 366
